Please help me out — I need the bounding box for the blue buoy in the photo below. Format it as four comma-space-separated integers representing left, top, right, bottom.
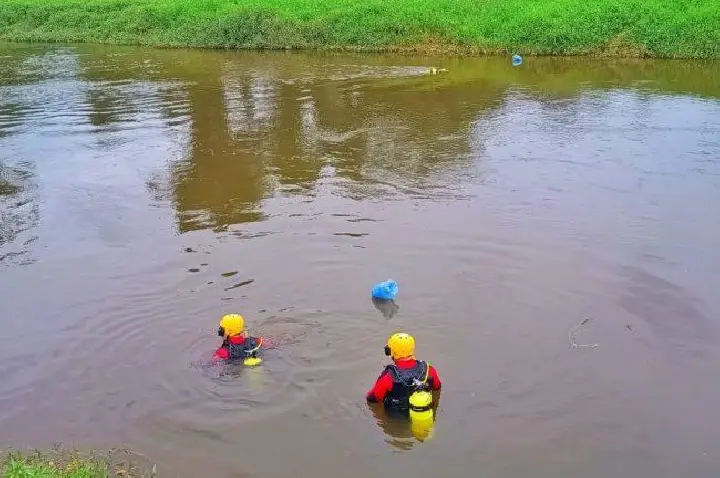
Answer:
372, 280, 398, 300
512, 54, 523, 66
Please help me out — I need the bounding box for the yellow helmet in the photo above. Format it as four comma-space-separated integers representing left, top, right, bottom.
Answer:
385, 332, 415, 360
218, 314, 244, 338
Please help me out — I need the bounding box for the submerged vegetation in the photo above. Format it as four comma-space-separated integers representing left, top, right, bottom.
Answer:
0, 0, 718, 58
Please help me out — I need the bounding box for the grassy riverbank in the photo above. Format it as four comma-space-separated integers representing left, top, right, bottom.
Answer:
2, 452, 107, 478
0, 0, 719, 58
1, 448, 156, 478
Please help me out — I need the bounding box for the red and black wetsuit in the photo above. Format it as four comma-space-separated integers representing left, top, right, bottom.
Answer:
366, 359, 441, 411
214, 335, 263, 361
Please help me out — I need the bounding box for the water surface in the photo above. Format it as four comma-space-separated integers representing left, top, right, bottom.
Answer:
1, 44, 720, 477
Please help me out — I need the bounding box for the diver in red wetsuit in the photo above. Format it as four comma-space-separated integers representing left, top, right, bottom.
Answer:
213, 314, 264, 364
366, 332, 441, 412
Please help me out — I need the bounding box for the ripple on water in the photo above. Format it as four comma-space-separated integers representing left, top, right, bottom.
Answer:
1, 44, 719, 473
0, 161, 39, 266
0, 76, 189, 140
149, 298, 381, 431
269, 64, 430, 86
0, 273, 193, 435
0, 352, 43, 418
141, 309, 335, 433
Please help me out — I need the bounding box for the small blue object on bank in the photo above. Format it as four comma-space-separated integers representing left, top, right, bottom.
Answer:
372, 280, 398, 300
512, 54, 523, 66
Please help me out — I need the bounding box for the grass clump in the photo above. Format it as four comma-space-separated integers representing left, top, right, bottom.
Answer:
0, 0, 718, 57
2, 451, 107, 478
1, 447, 156, 477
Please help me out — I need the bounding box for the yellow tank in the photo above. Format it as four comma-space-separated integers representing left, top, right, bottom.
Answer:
243, 357, 262, 366
408, 390, 435, 442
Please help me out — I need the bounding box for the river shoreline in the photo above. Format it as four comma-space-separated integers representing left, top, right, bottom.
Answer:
1, 0, 718, 59
2, 446, 156, 477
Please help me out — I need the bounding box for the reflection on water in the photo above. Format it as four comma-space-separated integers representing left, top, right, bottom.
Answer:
3, 46, 717, 242
372, 297, 400, 319
368, 394, 440, 450
1, 43, 720, 478
163, 53, 488, 232
175, 69, 266, 231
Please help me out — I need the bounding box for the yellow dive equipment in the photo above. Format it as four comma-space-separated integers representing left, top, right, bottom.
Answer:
243, 337, 263, 366
408, 360, 434, 441
409, 390, 435, 441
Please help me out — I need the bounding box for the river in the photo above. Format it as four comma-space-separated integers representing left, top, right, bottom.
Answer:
1, 43, 719, 477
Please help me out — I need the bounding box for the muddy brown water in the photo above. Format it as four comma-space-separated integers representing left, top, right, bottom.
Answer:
1, 43, 720, 477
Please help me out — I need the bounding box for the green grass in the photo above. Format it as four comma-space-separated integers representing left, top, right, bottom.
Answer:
2, 452, 107, 478
0, 0, 719, 57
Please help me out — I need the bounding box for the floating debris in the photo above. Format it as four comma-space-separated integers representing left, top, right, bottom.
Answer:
333, 232, 369, 237
372, 280, 398, 300
224, 279, 255, 291
569, 317, 599, 348
346, 218, 381, 223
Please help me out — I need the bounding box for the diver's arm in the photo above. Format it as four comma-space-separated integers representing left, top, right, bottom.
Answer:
428, 365, 441, 390
213, 346, 229, 361
431, 390, 441, 411
366, 371, 393, 402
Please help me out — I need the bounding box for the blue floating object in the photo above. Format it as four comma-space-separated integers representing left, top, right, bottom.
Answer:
372, 280, 398, 300
512, 54, 523, 66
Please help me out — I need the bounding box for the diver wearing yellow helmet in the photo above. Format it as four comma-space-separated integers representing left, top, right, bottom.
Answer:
213, 314, 264, 366
366, 332, 441, 412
